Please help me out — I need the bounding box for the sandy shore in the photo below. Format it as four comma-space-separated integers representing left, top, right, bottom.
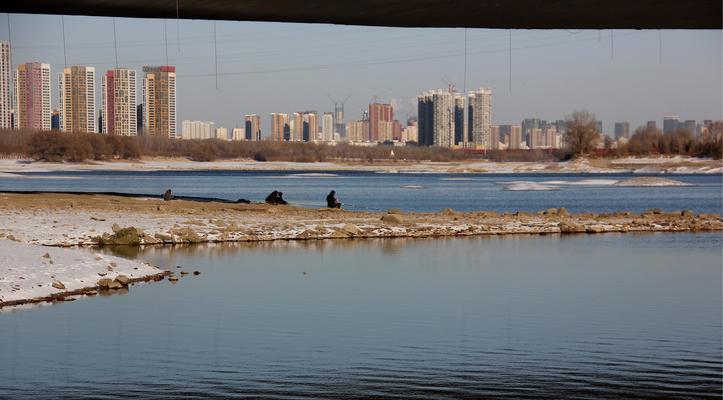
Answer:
2, 192, 720, 308
0, 239, 168, 308
1, 193, 720, 248
0, 156, 721, 175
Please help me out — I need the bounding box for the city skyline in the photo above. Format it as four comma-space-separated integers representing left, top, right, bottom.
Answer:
0, 14, 720, 139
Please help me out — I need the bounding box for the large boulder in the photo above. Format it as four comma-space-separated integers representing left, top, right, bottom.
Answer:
98, 227, 142, 245
341, 223, 362, 235
114, 275, 130, 286
558, 222, 585, 233
97, 278, 112, 288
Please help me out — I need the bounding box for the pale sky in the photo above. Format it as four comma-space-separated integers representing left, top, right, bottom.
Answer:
2, 14, 721, 136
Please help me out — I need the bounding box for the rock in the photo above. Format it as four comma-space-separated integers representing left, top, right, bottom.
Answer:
295, 229, 317, 240
193, 271, 201, 276
154, 232, 173, 241
97, 278, 112, 288
173, 227, 203, 243
440, 208, 456, 216
681, 209, 694, 217
341, 223, 362, 235
168, 275, 179, 283
387, 208, 403, 214
157, 204, 165, 211
42, 252, 51, 259
558, 222, 585, 233
557, 208, 570, 217
98, 227, 142, 245
180, 271, 189, 275
111, 223, 121, 233
543, 208, 558, 215
114, 275, 130, 286
108, 280, 124, 290
51, 281, 66, 290
381, 213, 405, 224
585, 225, 607, 233
647, 208, 662, 215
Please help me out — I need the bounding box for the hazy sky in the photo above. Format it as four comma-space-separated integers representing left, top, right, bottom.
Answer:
2, 14, 721, 136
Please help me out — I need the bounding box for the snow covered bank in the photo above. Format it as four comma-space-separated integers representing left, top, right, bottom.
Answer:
614, 177, 691, 187
0, 239, 168, 308
0, 156, 720, 175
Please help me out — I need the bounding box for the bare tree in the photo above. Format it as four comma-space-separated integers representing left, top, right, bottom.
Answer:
564, 110, 599, 156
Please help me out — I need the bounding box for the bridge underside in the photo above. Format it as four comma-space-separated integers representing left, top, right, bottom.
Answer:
2, 0, 721, 29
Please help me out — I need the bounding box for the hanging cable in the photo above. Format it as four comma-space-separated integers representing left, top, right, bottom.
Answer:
164, 19, 169, 66
463, 28, 468, 147
176, 0, 181, 54
213, 21, 218, 89
112, 18, 119, 68
61, 16, 68, 68
508, 30, 512, 93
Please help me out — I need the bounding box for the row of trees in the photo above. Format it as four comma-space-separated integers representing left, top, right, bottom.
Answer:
0, 130, 472, 163
564, 111, 721, 159
1, 115, 719, 163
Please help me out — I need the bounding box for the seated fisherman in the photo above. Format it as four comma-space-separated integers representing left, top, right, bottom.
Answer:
326, 190, 341, 209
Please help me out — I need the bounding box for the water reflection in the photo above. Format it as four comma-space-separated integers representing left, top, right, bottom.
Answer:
3, 233, 720, 399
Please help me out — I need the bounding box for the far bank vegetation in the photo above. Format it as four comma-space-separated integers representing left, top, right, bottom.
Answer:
0, 119, 720, 163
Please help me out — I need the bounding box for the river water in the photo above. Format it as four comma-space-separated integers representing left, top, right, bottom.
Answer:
1, 233, 721, 399
0, 170, 721, 213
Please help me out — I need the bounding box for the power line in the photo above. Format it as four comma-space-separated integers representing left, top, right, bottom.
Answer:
61, 16, 67, 68
508, 30, 512, 93
213, 21, 218, 89
113, 18, 119, 68
164, 19, 169, 66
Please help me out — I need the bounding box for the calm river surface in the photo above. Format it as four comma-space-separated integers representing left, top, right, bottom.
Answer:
1, 233, 721, 399
0, 170, 721, 213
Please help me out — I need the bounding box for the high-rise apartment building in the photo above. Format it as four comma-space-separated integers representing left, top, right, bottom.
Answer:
347, 120, 369, 142
646, 121, 658, 130
368, 102, 393, 142
322, 112, 334, 142
490, 125, 500, 149
244, 114, 261, 141
467, 88, 492, 148
142, 66, 176, 138
333, 103, 345, 139
544, 127, 558, 148
215, 127, 228, 140
292, 112, 303, 142
302, 112, 318, 142
231, 127, 245, 141
59, 66, 96, 133
0, 42, 11, 129
417, 89, 456, 148
270, 113, 289, 141
614, 122, 629, 140
181, 120, 214, 140
454, 94, 465, 145
102, 68, 137, 136
15, 62, 51, 130
509, 124, 522, 150
663, 115, 679, 134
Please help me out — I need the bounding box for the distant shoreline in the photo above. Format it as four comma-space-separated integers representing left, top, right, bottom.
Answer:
0, 155, 721, 175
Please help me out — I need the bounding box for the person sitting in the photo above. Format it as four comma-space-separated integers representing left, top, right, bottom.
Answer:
326, 190, 341, 209
276, 191, 288, 205
265, 190, 288, 205
265, 190, 279, 204
163, 189, 173, 201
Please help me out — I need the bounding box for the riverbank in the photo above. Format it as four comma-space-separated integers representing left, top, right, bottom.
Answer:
2, 192, 720, 308
0, 155, 721, 175
0, 239, 169, 308
1, 193, 720, 248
